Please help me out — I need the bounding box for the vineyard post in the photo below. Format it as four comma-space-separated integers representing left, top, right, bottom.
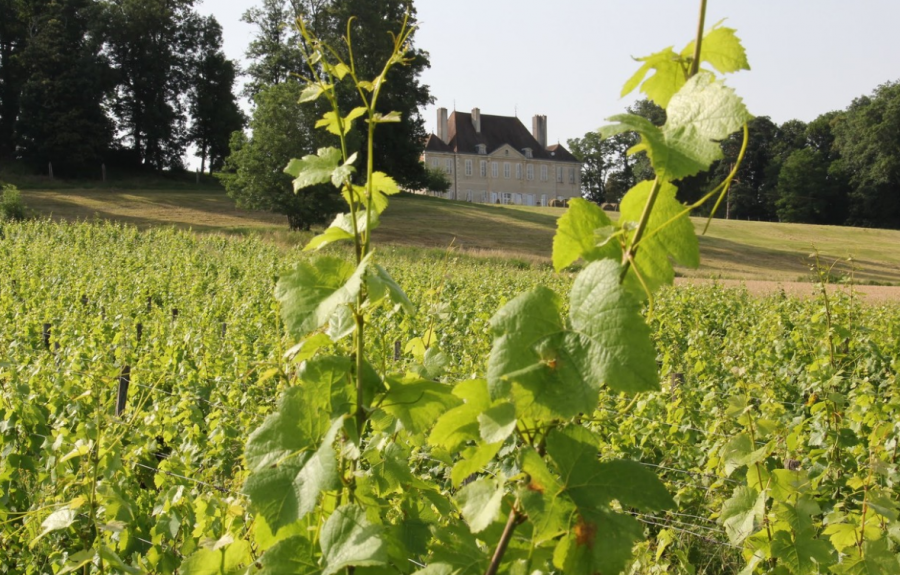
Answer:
42, 323, 51, 350
116, 366, 131, 416
136, 323, 143, 344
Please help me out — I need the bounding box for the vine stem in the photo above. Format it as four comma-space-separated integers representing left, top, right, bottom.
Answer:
689, 0, 708, 78
619, 177, 661, 282
484, 507, 524, 575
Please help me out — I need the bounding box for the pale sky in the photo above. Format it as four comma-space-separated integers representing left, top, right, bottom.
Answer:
196, 0, 900, 151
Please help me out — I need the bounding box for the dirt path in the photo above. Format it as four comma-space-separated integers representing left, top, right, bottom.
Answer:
675, 278, 900, 303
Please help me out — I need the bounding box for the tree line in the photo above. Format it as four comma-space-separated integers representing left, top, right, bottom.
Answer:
218, 0, 432, 231
569, 82, 900, 229
0, 0, 244, 176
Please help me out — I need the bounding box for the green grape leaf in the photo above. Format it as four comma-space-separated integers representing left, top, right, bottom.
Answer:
366, 172, 401, 214
320, 505, 388, 575
258, 536, 321, 575
552, 508, 645, 575
285, 147, 346, 191
477, 402, 516, 444
276, 254, 371, 339
456, 477, 505, 533
429, 380, 491, 451
770, 530, 833, 575
619, 180, 699, 295
379, 376, 461, 436
621, 47, 686, 108
306, 211, 378, 252
721, 433, 768, 475
98, 546, 142, 575
831, 539, 900, 575
316, 107, 367, 136
602, 72, 752, 181
299, 83, 327, 104
681, 25, 750, 75
518, 447, 574, 543
325, 305, 356, 342
546, 426, 674, 513
451, 441, 503, 487
368, 442, 415, 496
243, 418, 342, 532
552, 198, 620, 272
411, 564, 456, 575
823, 523, 860, 554
719, 486, 767, 544
366, 263, 415, 316
31, 508, 77, 546
428, 523, 489, 574
245, 356, 350, 470
179, 541, 251, 575
488, 260, 658, 420
56, 550, 96, 575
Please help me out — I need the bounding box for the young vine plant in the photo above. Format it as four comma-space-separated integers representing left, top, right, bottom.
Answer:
243, 4, 754, 574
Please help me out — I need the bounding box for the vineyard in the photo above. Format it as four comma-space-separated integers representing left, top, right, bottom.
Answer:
3, 3, 900, 574
0, 221, 898, 573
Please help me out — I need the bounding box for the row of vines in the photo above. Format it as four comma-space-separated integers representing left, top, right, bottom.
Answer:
0, 221, 898, 573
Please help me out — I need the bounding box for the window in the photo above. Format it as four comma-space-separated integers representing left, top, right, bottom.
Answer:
557, 166, 563, 183
541, 165, 548, 181
526, 165, 534, 180
445, 158, 453, 174
465, 159, 473, 176
503, 162, 511, 179
501, 192, 512, 205
541, 194, 548, 206
480, 160, 487, 177
516, 163, 522, 180
569, 168, 576, 184
476, 144, 487, 155
491, 162, 499, 178
431, 158, 439, 168
523, 148, 533, 159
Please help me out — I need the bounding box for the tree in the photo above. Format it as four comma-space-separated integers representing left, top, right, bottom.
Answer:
100, 0, 199, 170
187, 16, 245, 174
0, 0, 28, 160
775, 147, 844, 223
567, 131, 612, 204
833, 81, 900, 228
323, 0, 433, 189
422, 165, 450, 195
241, 0, 309, 97
707, 116, 778, 220
16, 0, 113, 174
218, 82, 341, 230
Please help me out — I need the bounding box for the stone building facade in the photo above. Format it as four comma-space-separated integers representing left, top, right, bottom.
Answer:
421, 108, 581, 206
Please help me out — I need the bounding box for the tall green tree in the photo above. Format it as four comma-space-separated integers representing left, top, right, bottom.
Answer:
775, 147, 843, 223
100, 0, 199, 170
323, 0, 433, 189
833, 81, 900, 228
218, 82, 341, 230
241, 0, 309, 97
16, 0, 113, 174
567, 131, 613, 204
187, 16, 245, 174
0, 0, 28, 160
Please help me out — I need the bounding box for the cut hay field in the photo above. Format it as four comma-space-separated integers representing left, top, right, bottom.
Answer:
17, 185, 900, 285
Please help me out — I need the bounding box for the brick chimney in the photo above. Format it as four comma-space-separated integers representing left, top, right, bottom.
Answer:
532, 114, 547, 149
437, 107, 449, 144
472, 108, 481, 133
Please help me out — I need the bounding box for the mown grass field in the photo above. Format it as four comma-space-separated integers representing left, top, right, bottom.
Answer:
16, 183, 900, 284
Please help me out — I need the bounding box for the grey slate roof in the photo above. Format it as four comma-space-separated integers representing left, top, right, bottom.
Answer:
424, 111, 579, 163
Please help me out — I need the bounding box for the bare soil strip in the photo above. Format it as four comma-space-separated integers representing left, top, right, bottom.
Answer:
676, 278, 900, 303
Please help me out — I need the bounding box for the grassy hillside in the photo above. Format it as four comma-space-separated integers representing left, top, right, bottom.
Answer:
13, 184, 900, 283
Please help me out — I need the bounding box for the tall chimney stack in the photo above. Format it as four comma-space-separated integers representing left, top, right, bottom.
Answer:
437, 107, 449, 144
472, 108, 481, 133
532, 114, 547, 149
